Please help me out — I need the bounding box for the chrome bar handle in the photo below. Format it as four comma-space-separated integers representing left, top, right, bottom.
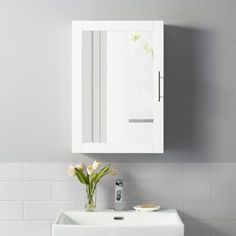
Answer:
158, 71, 161, 102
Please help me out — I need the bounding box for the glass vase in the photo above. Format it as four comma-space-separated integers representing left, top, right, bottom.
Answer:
85, 185, 96, 211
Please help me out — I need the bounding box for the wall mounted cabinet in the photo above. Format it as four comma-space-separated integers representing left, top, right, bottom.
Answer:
72, 21, 164, 153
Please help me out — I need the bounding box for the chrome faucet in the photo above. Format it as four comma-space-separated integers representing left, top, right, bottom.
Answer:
114, 179, 124, 211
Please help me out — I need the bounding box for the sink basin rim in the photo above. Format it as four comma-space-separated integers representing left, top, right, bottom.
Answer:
54, 209, 184, 227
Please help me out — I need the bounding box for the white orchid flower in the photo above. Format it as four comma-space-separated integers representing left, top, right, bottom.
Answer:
75, 163, 83, 170
87, 165, 94, 175
92, 160, 100, 170
67, 165, 76, 176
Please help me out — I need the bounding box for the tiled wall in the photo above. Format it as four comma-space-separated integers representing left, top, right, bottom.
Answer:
0, 162, 236, 236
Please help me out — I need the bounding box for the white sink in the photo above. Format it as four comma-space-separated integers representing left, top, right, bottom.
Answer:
52, 209, 184, 236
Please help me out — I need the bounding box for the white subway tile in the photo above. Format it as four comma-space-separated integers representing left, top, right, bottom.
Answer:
184, 182, 211, 200
184, 163, 213, 180
96, 200, 131, 210
108, 162, 131, 180
0, 221, 51, 236
23, 162, 71, 181
0, 202, 23, 220
212, 163, 236, 180
211, 220, 236, 236
158, 201, 184, 212
52, 181, 85, 200
0, 163, 22, 180
130, 163, 183, 180
125, 181, 158, 201
159, 182, 211, 200
184, 201, 236, 219
130, 163, 157, 180
155, 163, 183, 180
212, 182, 236, 200
184, 163, 236, 180
97, 180, 114, 201
77, 201, 84, 209
184, 219, 211, 236
159, 182, 184, 200
0, 182, 50, 200
24, 201, 77, 220
96, 200, 114, 210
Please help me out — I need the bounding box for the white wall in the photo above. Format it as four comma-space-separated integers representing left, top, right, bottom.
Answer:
0, 0, 235, 162
0, 0, 236, 236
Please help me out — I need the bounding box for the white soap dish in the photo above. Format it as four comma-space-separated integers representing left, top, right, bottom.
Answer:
134, 204, 160, 212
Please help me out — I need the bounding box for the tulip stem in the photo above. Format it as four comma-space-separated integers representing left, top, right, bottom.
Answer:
86, 184, 96, 211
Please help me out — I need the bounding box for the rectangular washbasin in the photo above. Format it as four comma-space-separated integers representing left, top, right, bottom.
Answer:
52, 209, 184, 236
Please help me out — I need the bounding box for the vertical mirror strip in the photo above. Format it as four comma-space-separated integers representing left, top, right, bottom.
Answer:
92, 31, 100, 142
82, 31, 107, 143
100, 31, 107, 142
82, 31, 93, 142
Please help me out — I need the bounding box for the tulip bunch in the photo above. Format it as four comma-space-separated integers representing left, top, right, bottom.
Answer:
67, 161, 116, 211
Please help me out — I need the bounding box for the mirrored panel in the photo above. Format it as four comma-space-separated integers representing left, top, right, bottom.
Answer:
82, 30, 154, 144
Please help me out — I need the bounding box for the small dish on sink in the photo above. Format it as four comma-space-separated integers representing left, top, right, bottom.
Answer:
134, 204, 160, 212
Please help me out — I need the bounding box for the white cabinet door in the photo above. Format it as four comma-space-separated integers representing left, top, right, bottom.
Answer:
72, 21, 164, 153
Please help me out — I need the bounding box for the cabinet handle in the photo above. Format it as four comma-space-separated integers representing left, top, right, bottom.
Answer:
158, 71, 161, 102
128, 119, 154, 123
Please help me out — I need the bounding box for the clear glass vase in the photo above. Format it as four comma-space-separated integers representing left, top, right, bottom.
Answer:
85, 185, 96, 211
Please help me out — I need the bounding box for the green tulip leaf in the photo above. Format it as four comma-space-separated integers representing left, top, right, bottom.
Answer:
90, 173, 97, 183
75, 168, 89, 185
93, 165, 111, 184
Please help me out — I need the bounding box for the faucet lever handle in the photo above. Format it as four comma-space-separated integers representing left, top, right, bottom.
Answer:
115, 179, 123, 187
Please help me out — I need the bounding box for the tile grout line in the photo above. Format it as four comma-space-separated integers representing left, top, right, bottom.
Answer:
21, 162, 24, 181
210, 181, 213, 201
22, 201, 25, 220
50, 181, 52, 201
182, 162, 184, 181
22, 163, 25, 221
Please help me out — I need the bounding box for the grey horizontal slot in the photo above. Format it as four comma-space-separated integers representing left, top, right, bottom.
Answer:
113, 216, 124, 220
128, 119, 154, 123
